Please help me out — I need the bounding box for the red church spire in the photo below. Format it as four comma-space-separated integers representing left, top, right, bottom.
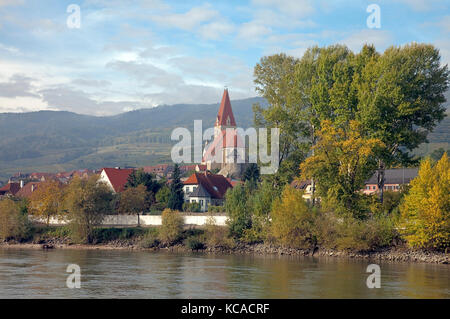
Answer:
216, 88, 236, 127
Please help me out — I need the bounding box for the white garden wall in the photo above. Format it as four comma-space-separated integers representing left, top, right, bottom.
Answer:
31, 214, 228, 227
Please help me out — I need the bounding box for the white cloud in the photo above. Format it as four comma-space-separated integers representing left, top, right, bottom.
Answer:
251, 0, 315, 19
438, 15, 450, 33
0, 74, 39, 98
237, 21, 272, 40
0, 0, 24, 7
151, 4, 218, 31
393, 0, 446, 12
199, 21, 235, 40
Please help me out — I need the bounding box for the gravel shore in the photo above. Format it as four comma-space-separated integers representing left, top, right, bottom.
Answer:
1, 240, 448, 264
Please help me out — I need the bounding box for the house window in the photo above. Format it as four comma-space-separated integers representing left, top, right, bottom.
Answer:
200, 200, 204, 206
186, 187, 190, 192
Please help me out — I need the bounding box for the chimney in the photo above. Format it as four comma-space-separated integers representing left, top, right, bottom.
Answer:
31, 184, 35, 192
20, 180, 24, 188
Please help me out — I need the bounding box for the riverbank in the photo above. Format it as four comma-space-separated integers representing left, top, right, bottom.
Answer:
1, 240, 448, 264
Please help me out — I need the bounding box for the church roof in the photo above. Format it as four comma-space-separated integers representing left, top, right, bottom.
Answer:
216, 89, 236, 127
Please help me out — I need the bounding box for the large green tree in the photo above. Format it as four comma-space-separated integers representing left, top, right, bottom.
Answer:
355, 43, 449, 202
167, 164, 184, 211
253, 53, 309, 185
126, 168, 161, 194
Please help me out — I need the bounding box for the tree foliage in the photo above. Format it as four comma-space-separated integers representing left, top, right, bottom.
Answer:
270, 186, 315, 248
168, 164, 184, 211
0, 198, 31, 241
126, 168, 161, 194
118, 184, 150, 225
225, 183, 253, 239
63, 175, 114, 243
159, 208, 184, 245
253, 53, 308, 184
29, 179, 64, 225
300, 120, 383, 217
398, 153, 450, 250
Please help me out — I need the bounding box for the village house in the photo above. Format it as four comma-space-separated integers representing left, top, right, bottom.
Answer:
98, 167, 135, 193
292, 167, 419, 201
143, 164, 173, 179
291, 180, 314, 201
15, 181, 41, 199
363, 168, 419, 195
0, 182, 21, 197
183, 171, 233, 212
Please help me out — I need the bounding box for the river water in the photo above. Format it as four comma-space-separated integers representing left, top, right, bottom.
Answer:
0, 248, 448, 298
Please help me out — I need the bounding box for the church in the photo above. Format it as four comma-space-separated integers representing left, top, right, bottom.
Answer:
202, 89, 247, 179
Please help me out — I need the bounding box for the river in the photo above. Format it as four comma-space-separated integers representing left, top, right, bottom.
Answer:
0, 248, 448, 298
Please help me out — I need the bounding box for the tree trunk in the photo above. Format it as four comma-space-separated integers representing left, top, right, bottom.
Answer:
137, 213, 140, 227
377, 160, 385, 204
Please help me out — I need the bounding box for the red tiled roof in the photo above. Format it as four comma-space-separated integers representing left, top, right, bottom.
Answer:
102, 168, 134, 192
0, 182, 21, 196
29, 172, 56, 181
183, 171, 233, 199
143, 164, 171, 174
216, 89, 236, 127
15, 182, 40, 199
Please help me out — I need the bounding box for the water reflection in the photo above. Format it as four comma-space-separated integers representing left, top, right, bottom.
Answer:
0, 249, 448, 298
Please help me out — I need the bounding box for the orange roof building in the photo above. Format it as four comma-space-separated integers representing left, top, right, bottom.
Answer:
183, 171, 233, 211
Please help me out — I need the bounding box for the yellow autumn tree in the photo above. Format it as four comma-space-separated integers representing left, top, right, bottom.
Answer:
270, 185, 315, 248
398, 153, 450, 250
29, 180, 64, 225
300, 120, 384, 217
0, 198, 30, 240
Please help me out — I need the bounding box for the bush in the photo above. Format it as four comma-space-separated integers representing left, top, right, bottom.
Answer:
0, 199, 32, 242
335, 215, 397, 251
225, 184, 252, 239
182, 202, 201, 212
204, 216, 234, 248
159, 209, 184, 245
185, 236, 205, 250
208, 205, 225, 213
139, 229, 160, 248
270, 186, 315, 248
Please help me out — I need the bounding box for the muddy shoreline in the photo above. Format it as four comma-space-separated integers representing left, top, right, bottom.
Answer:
1, 241, 448, 264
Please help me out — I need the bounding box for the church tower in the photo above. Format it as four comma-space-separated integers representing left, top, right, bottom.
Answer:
214, 88, 236, 139
202, 89, 246, 179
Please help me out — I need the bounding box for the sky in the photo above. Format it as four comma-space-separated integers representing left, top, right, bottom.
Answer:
0, 0, 449, 115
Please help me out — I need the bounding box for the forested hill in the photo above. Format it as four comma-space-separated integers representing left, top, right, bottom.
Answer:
0, 97, 266, 181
